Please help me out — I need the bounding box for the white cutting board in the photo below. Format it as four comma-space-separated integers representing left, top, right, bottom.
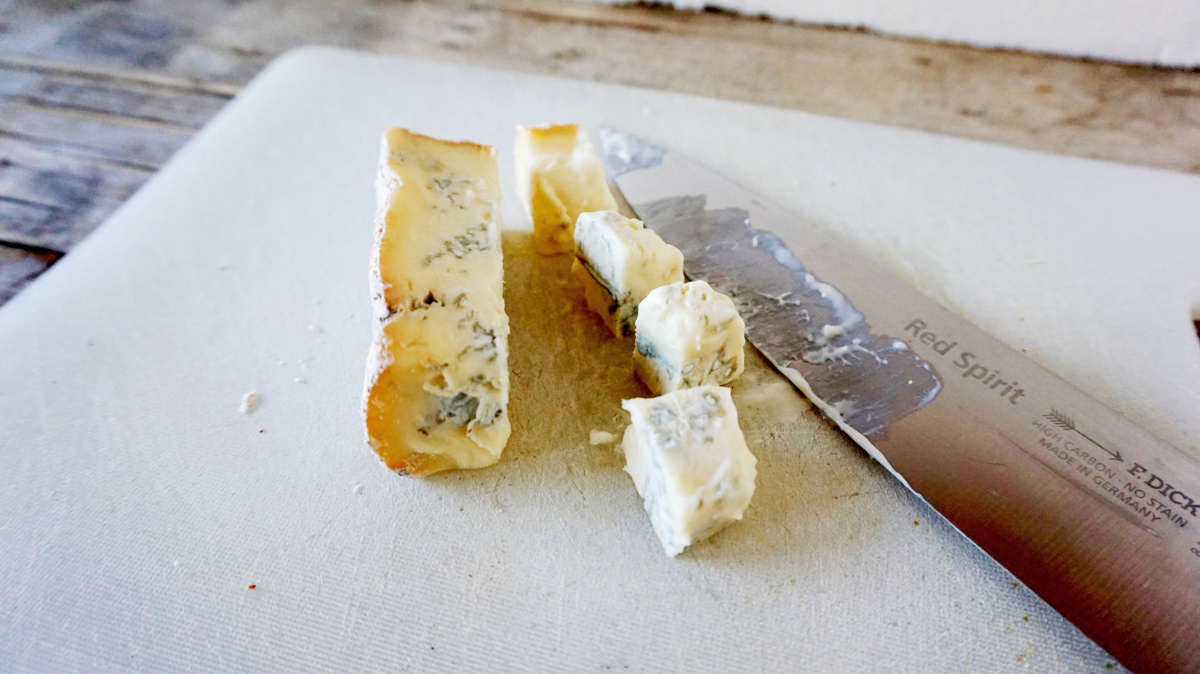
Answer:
2, 47, 1198, 673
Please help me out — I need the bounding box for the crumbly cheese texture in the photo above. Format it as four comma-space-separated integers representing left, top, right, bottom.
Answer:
515, 124, 619, 256
571, 211, 684, 337
634, 280, 746, 395
364, 128, 510, 477
621, 386, 757, 557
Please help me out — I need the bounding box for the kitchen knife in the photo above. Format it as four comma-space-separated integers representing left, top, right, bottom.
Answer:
600, 129, 1200, 674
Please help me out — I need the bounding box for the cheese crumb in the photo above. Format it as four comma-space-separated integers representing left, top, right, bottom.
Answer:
309, 325, 323, 334
239, 392, 261, 415
589, 430, 618, 445
216, 263, 232, 271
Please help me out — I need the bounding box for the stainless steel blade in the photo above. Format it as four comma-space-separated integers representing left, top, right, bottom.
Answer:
601, 129, 1200, 674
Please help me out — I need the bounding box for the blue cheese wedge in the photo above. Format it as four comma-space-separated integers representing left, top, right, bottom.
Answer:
515, 124, 619, 255
571, 210, 684, 337
364, 128, 510, 476
634, 280, 746, 395
621, 386, 757, 557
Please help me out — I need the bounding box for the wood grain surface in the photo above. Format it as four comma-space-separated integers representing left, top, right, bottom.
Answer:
1, 0, 1198, 306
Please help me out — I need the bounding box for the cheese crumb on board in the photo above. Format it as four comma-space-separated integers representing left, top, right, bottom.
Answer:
515, 124, 618, 256
621, 386, 757, 557
634, 280, 745, 395
240, 391, 260, 415
571, 210, 684, 337
363, 128, 511, 477
589, 429, 618, 445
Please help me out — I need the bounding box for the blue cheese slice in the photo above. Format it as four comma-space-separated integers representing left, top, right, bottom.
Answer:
571, 210, 684, 337
515, 124, 618, 255
363, 128, 510, 476
634, 280, 746, 395
621, 386, 757, 557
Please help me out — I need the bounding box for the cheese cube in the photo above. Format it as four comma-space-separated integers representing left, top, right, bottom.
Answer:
571, 210, 684, 337
622, 386, 757, 557
515, 124, 619, 255
634, 280, 745, 395
364, 128, 510, 477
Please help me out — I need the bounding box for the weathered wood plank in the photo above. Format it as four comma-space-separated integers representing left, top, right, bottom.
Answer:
0, 2, 262, 86
0, 54, 241, 97
0, 63, 225, 258
0, 156, 100, 209
1, 0, 1197, 172
0, 103, 193, 170
26, 79, 228, 129
0, 242, 57, 305
0, 0, 1198, 308
0, 63, 227, 252
489, 1, 1200, 173
0, 68, 39, 98
0, 137, 149, 251
0, 196, 57, 233
0, 3, 197, 73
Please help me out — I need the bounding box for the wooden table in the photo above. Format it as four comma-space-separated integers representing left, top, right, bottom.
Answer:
2, 0, 1198, 307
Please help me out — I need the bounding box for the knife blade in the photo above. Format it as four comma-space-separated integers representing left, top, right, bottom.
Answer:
600, 128, 1200, 674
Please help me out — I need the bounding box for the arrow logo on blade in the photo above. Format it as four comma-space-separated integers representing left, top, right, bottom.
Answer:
1043, 408, 1123, 462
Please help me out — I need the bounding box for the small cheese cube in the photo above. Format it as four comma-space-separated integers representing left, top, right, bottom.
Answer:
515, 124, 619, 255
571, 210, 684, 337
634, 280, 746, 395
622, 386, 757, 557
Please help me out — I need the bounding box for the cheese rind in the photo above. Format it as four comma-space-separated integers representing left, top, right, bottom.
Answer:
364, 128, 510, 476
633, 280, 746, 395
515, 124, 618, 255
571, 210, 684, 337
621, 386, 757, 557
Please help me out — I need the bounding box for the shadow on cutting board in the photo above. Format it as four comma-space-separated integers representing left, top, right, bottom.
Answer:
423, 231, 893, 569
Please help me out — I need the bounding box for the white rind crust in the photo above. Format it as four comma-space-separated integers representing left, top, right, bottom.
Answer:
363, 128, 510, 477
515, 123, 618, 256
621, 386, 757, 557
362, 137, 402, 398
